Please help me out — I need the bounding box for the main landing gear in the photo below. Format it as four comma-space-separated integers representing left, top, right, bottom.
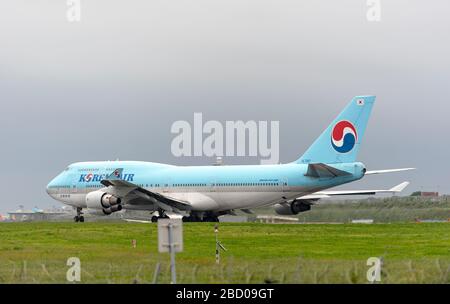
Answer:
151, 210, 169, 223
150, 211, 219, 223
74, 207, 84, 223
182, 213, 219, 222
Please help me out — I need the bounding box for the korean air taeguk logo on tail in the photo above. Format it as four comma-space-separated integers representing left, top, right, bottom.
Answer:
331, 120, 357, 153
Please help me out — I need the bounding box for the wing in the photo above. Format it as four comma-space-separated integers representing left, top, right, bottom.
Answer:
299, 181, 409, 200
100, 168, 191, 214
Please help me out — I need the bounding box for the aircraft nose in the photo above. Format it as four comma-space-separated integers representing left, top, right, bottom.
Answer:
46, 177, 57, 197
46, 182, 52, 196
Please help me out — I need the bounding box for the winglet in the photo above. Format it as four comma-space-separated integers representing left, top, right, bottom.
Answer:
389, 181, 410, 192
105, 168, 124, 180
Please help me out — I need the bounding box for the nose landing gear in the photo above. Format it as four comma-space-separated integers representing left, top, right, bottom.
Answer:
74, 207, 84, 222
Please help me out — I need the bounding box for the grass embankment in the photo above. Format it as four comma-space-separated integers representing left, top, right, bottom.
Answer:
0, 222, 448, 283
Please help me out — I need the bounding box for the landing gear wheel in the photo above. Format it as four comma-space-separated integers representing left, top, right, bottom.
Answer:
154, 210, 169, 222
204, 216, 219, 222
75, 207, 84, 223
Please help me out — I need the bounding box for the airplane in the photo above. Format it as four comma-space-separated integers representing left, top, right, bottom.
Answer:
46, 95, 414, 222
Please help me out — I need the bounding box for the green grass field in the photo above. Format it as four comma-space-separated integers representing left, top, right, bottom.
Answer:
0, 222, 449, 284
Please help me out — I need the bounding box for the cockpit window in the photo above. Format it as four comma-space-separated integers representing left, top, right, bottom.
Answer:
64, 167, 70, 171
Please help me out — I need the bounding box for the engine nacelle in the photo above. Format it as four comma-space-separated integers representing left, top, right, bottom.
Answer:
86, 190, 122, 215
274, 200, 312, 215
103, 204, 123, 215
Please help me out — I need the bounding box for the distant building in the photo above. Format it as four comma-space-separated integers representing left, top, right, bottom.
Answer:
212, 156, 224, 166
351, 219, 374, 224
7, 211, 67, 222
411, 191, 439, 197
219, 215, 248, 223
256, 215, 298, 224
420, 192, 439, 197
7, 206, 70, 222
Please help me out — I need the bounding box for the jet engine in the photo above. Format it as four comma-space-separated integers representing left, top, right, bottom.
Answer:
274, 200, 312, 215
86, 190, 123, 215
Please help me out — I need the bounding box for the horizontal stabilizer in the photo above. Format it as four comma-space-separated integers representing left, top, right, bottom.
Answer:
365, 168, 415, 175
305, 163, 352, 178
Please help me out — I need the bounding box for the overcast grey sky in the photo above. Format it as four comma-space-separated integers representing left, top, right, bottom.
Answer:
0, 1, 449, 212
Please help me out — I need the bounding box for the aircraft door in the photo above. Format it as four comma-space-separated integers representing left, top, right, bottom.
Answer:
68, 171, 78, 194
281, 178, 289, 193
210, 178, 217, 192
163, 179, 171, 193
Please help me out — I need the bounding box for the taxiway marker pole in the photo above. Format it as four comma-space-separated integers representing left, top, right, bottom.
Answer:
215, 224, 219, 264
168, 223, 176, 284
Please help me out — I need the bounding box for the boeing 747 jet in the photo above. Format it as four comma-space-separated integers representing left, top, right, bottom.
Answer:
47, 96, 413, 222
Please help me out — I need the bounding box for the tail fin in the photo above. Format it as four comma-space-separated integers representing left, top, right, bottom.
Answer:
296, 95, 375, 164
